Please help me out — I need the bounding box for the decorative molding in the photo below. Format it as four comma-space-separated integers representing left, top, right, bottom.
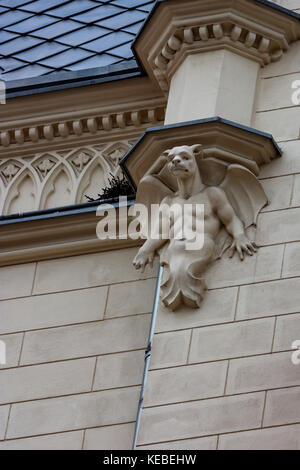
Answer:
0, 76, 166, 157
0, 141, 132, 215
0, 106, 165, 154
121, 118, 282, 187
133, 0, 300, 91
0, 206, 141, 267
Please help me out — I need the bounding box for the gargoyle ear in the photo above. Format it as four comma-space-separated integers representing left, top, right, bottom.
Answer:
161, 149, 172, 162
191, 144, 203, 158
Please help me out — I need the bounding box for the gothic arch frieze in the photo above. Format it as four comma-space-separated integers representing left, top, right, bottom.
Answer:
0, 140, 133, 215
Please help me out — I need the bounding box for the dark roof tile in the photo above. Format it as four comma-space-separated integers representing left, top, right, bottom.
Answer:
32, 19, 82, 39
111, 0, 153, 8
56, 25, 108, 46
121, 21, 143, 34
20, 0, 73, 14
72, 4, 123, 23
81, 30, 133, 53
67, 52, 119, 70
2, 63, 53, 79
97, 9, 146, 29
0, 29, 18, 43
46, 0, 103, 18
0, 9, 32, 28
39, 47, 93, 68
14, 41, 68, 62
5, 14, 57, 33
0, 0, 155, 81
0, 0, 32, 7
0, 56, 27, 72
109, 41, 133, 59
1, 35, 42, 56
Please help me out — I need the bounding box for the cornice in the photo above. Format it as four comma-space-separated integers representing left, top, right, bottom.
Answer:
120, 117, 282, 187
0, 202, 141, 267
0, 76, 166, 157
133, 0, 300, 91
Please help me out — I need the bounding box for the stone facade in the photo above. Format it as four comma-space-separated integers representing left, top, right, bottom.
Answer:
0, 0, 300, 451
0, 249, 157, 449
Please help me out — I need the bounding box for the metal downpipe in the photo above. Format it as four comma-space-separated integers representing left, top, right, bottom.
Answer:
132, 264, 163, 450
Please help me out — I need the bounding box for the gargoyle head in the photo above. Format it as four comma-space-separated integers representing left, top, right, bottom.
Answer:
163, 144, 203, 179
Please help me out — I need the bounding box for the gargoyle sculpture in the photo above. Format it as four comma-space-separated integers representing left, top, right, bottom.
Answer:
133, 144, 268, 310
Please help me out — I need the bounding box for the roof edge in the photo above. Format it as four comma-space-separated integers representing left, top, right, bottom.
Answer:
4, 61, 143, 99
0, 195, 135, 226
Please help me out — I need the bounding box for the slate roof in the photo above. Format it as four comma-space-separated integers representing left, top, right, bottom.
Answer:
0, 0, 155, 82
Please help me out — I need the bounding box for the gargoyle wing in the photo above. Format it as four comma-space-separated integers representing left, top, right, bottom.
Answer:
135, 174, 175, 238
213, 164, 268, 259
220, 164, 268, 229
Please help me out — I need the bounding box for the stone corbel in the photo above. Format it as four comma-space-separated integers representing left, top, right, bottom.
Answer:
120, 118, 281, 310
134, 0, 300, 93
133, 0, 300, 126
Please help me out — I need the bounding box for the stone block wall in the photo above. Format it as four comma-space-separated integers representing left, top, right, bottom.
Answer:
0, 248, 157, 450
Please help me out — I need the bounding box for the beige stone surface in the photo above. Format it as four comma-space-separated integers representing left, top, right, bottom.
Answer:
94, 350, 144, 390
273, 313, 300, 351
237, 278, 300, 319
0, 405, 9, 440
33, 248, 157, 295
282, 242, 300, 277
219, 423, 300, 450
84, 423, 135, 450
155, 287, 237, 333
0, 431, 84, 450
206, 244, 283, 289
0, 333, 23, 369
21, 314, 150, 365
257, 207, 300, 246
260, 176, 293, 212
260, 140, 300, 178
226, 351, 300, 394
165, 50, 259, 126
256, 73, 300, 112
106, 278, 156, 318
7, 386, 140, 439
138, 392, 264, 445
150, 330, 191, 369
261, 42, 300, 78
144, 361, 227, 407
189, 318, 274, 363
271, 0, 300, 9
0, 263, 36, 300
291, 174, 300, 207
254, 107, 300, 142
0, 286, 107, 334
0, 358, 95, 405
264, 386, 300, 427
138, 436, 217, 450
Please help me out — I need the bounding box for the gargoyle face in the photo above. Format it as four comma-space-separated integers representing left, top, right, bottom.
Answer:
167, 145, 200, 179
